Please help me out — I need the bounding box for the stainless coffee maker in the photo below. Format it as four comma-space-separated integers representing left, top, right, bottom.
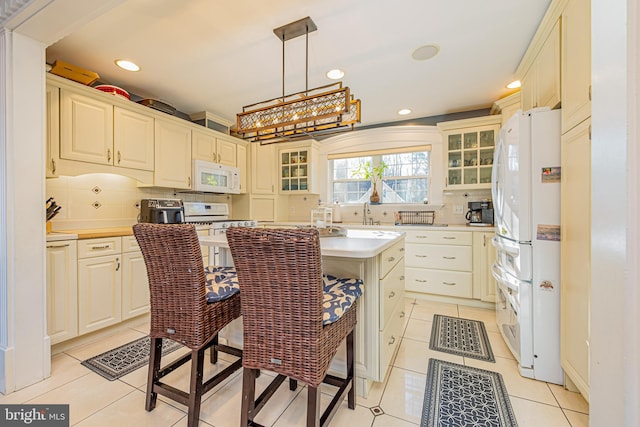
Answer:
139, 198, 184, 224
465, 200, 494, 226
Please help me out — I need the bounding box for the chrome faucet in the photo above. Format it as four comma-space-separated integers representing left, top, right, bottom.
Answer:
362, 202, 371, 225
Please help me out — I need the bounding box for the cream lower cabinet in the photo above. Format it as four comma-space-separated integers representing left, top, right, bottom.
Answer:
472, 232, 497, 302
46, 240, 78, 345
378, 242, 406, 375
121, 236, 150, 320
405, 230, 473, 298
77, 237, 123, 335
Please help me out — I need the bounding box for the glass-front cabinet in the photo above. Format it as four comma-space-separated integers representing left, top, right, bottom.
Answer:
437, 116, 502, 190
278, 141, 319, 194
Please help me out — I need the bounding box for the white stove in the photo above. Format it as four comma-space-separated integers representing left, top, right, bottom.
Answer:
183, 202, 257, 264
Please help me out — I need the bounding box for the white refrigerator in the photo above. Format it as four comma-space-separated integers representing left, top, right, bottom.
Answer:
491, 107, 564, 384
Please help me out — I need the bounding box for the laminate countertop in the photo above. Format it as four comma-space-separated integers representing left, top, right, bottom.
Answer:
49, 227, 133, 240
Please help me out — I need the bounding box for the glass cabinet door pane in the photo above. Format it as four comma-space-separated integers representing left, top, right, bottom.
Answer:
479, 148, 494, 166
282, 166, 290, 178
282, 179, 290, 191
464, 132, 478, 149
448, 134, 462, 151
448, 169, 461, 185
464, 169, 478, 185
282, 152, 290, 164
300, 178, 308, 191
480, 130, 495, 147
448, 151, 461, 168
479, 167, 492, 184
464, 151, 478, 167
299, 150, 308, 163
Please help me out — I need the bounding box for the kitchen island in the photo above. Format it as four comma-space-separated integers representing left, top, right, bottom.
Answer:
200, 228, 406, 397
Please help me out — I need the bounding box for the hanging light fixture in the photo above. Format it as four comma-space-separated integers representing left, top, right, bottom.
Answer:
236, 17, 361, 144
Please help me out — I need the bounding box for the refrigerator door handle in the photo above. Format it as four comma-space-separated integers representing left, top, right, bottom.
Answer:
491, 263, 521, 293
492, 236, 520, 256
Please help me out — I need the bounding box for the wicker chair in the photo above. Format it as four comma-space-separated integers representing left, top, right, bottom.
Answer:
133, 223, 243, 427
226, 227, 361, 427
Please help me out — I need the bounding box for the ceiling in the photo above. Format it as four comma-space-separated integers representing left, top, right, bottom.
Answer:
45, 0, 551, 130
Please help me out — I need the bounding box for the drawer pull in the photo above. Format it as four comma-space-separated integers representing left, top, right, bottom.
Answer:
416, 235, 427, 239
387, 256, 395, 262
443, 256, 456, 260
388, 336, 396, 346
416, 255, 427, 258
443, 236, 456, 240
90, 244, 112, 250
442, 281, 457, 286
46, 243, 70, 248
388, 291, 396, 299
416, 279, 428, 283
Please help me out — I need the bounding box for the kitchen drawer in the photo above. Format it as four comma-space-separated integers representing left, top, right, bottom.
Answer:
77, 237, 121, 259
121, 235, 141, 253
406, 243, 472, 271
380, 240, 405, 277
405, 230, 472, 245
380, 258, 405, 330
380, 300, 405, 379
405, 267, 473, 298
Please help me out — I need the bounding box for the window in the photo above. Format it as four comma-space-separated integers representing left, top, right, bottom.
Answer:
330, 147, 430, 204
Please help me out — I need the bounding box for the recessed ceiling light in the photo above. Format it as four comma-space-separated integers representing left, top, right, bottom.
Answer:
115, 59, 140, 72
326, 69, 344, 80
506, 80, 521, 89
398, 109, 412, 115
411, 44, 440, 61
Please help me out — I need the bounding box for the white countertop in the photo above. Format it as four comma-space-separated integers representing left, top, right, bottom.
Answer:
259, 221, 495, 232
199, 228, 405, 258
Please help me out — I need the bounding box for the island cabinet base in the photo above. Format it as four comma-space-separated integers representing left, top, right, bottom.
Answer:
219, 238, 406, 398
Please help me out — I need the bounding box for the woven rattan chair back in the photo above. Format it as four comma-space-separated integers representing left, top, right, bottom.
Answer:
133, 223, 242, 427
226, 227, 358, 427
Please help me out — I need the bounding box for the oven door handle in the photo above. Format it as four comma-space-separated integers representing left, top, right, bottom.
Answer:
491, 263, 521, 293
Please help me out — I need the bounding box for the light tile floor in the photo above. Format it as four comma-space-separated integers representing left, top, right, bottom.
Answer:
0, 298, 590, 426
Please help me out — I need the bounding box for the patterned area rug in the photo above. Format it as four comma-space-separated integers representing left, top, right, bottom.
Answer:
430, 314, 495, 362
81, 336, 183, 381
421, 359, 518, 427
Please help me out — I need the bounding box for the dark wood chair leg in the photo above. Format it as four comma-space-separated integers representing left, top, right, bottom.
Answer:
307, 386, 321, 427
289, 378, 298, 391
347, 329, 356, 409
209, 334, 219, 364
241, 368, 257, 426
145, 337, 163, 411
186, 348, 205, 427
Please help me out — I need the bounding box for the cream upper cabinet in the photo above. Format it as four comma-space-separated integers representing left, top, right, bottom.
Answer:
561, 0, 591, 133
237, 142, 248, 194
46, 84, 60, 178
472, 232, 497, 303
113, 107, 155, 171
438, 116, 501, 189
192, 129, 238, 166
154, 119, 192, 189
560, 118, 591, 401
46, 240, 78, 345
520, 20, 561, 111
60, 89, 113, 165
251, 142, 277, 194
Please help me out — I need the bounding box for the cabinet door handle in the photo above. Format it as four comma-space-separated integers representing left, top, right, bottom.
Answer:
416, 279, 428, 283
188, 176, 191, 187
115, 257, 120, 271
400, 247, 405, 252
117, 150, 121, 164
90, 244, 111, 250
51, 159, 56, 174
400, 311, 405, 318
442, 281, 456, 286
46, 243, 69, 248
399, 275, 405, 280
107, 149, 111, 162
483, 234, 487, 246
387, 256, 395, 262
443, 256, 456, 260
388, 336, 396, 346
388, 291, 395, 299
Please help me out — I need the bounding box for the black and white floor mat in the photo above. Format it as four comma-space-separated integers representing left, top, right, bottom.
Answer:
81, 336, 183, 381
421, 359, 518, 427
430, 314, 495, 362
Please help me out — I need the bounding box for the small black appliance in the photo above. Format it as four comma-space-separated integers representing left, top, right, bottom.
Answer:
139, 198, 184, 224
465, 200, 494, 226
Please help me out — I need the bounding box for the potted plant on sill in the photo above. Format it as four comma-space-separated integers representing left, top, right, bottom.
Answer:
353, 161, 388, 204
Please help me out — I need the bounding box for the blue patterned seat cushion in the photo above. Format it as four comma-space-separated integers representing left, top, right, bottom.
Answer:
204, 266, 239, 303
322, 274, 363, 326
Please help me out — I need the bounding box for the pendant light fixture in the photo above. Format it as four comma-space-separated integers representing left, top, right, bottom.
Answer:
236, 17, 361, 144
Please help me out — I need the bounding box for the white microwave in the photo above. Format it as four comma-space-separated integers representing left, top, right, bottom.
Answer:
192, 160, 240, 194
